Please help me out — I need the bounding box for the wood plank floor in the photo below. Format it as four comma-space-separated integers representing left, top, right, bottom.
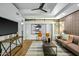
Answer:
11, 40, 32, 56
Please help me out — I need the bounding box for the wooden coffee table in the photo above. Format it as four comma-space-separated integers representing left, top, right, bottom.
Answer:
43, 41, 57, 56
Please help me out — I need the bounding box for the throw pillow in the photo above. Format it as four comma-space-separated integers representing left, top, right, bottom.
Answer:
62, 33, 69, 41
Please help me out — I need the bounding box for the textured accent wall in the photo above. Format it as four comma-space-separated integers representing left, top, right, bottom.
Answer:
63, 11, 79, 35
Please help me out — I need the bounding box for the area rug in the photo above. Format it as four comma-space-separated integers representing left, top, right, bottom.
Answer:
26, 41, 74, 56
26, 41, 44, 56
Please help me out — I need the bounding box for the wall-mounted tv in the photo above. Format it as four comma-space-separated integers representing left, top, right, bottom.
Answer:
0, 17, 18, 36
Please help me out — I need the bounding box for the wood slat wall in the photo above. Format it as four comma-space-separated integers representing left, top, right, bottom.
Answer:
61, 10, 79, 35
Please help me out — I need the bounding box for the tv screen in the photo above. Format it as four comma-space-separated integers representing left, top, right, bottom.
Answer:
0, 17, 18, 36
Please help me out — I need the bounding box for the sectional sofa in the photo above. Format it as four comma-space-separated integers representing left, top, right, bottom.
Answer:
56, 35, 79, 55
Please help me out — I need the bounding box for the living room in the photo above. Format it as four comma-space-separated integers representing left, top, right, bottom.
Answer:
0, 1, 79, 58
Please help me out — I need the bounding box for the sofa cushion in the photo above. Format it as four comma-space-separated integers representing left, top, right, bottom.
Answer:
72, 39, 78, 45
62, 35, 73, 45
63, 41, 71, 44
57, 39, 64, 44
66, 43, 79, 55
72, 36, 79, 45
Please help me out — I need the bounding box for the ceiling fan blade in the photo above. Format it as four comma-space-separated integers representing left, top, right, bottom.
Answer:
31, 3, 47, 13
32, 8, 39, 10
39, 3, 45, 9
41, 9, 47, 12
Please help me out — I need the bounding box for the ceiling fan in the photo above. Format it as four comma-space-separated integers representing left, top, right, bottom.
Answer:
32, 3, 47, 13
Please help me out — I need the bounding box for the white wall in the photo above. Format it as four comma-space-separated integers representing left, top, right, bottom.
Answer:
18, 20, 26, 40
46, 24, 52, 38
23, 20, 26, 40
25, 23, 32, 40
18, 21, 22, 36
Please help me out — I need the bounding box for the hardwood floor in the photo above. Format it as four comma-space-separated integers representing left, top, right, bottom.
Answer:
11, 40, 32, 56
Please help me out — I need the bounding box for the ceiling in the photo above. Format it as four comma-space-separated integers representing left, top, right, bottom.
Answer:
13, 3, 79, 19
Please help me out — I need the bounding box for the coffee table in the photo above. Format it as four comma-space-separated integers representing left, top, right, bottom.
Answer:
43, 41, 57, 56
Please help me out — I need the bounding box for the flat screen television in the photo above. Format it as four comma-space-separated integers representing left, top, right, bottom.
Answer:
0, 17, 18, 36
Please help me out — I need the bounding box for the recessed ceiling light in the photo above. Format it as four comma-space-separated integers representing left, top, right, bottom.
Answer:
21, 22, 24, 25
77, 4, 79, 6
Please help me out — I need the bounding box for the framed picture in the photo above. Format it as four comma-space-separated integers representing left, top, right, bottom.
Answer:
31, 24, 42, 34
